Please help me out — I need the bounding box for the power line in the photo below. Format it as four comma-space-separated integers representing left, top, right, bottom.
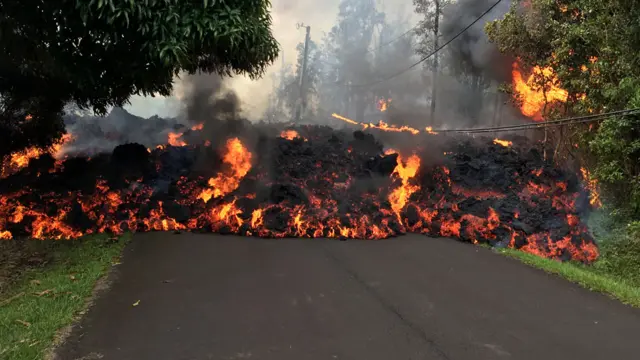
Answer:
432, 108, 640, 133
338, 0, 503, 88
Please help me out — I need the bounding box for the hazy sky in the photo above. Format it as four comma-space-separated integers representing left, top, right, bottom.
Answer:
126, 0, 416, 119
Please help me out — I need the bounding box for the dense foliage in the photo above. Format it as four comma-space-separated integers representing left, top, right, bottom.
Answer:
0, 0, 278, 156
486, 0, 640, 216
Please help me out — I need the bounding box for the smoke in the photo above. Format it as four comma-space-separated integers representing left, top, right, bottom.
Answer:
179, 72, 253, 148
428, 0, 521, 128
60, 107, 181, 157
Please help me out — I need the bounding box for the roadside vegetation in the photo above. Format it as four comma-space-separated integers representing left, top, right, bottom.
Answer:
0, 234, 129, 360
481, 0, 640, 306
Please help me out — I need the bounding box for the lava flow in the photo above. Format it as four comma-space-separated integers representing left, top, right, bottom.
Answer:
0, 125, 600, 264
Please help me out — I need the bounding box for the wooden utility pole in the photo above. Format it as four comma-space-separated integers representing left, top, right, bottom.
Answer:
294, 24, 311, 123
430, 0, 440, 125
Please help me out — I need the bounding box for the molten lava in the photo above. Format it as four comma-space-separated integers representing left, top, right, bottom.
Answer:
512, 62, 568, 120
0, 125, 601, 264
280, 130, 307, 141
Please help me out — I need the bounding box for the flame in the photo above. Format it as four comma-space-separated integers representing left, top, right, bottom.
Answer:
389, 154, 421, 219
331, 113, 426, 136
493, 138, 513, 147
191, 123, 204, 131
425, 127, 438, 135
377, 98, 391, 112
168, 132, 187, 146
198, 138, 252, 203
1, 133, 74, 178
280, 130, 307, 141
511, 62, 568, 120
580, 167, 602, 207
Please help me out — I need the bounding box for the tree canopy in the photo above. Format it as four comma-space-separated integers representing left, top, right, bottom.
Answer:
0, 0, 279, 155
486, 0, 640, 215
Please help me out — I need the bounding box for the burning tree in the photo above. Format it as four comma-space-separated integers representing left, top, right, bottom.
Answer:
486, 0, 640, 215
0, 0, 278, 157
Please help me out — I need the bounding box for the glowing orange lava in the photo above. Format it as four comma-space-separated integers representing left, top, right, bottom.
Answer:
493, 138, 513, 147
280, 130, 307, 141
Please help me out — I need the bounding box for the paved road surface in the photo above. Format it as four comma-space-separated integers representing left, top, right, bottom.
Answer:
57, 233, 640, 360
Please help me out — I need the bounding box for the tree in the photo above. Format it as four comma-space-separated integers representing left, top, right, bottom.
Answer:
0, 0, 279, 156
485, 0, 640, 215
414, 0, 449, 124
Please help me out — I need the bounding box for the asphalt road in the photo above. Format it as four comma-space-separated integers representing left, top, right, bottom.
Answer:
57, 233, 640, 360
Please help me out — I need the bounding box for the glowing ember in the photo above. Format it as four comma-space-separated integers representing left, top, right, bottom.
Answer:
493, 138, 513, 147
511, 62, 568, 120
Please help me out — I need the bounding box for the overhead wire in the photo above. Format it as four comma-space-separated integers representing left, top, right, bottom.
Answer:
431, 108, 640, 134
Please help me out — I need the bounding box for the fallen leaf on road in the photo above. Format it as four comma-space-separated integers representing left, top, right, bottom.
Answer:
132, 300, 140, 307
16, 319, 31, 327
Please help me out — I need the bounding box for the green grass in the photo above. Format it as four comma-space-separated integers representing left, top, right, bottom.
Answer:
490, 213, 640, 307
494, 247, 640, 307
0, 234, 129, 360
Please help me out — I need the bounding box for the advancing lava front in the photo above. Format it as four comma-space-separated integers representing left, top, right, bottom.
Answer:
0, 126, 599, 263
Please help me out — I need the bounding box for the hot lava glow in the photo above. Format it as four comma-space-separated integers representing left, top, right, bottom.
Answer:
512, 62, 568, 120
0, 125, 600, 264
198, 137, 252, 203
280, 130, 306, 141
493, 138, 513, 147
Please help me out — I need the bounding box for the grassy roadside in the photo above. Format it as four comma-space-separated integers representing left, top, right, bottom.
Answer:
490, 213, 640, 308
494, 247, 640, 307
0, 234, 129, 360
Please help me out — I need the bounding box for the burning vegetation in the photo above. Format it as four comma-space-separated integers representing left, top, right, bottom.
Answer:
0, 122, 599, 264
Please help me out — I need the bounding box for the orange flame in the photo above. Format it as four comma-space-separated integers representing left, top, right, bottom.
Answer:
198, 138, 252, 203
191, 123, 204, 131
511, 62, 568, 120
168, 132, 187, 146
580, 167, 602, 207
377, 98, 391, 112
493, 138, 513, 147
280, 130, 307, 141
389, 154, 421, 219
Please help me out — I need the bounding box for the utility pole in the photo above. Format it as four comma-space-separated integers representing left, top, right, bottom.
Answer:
294, 23, 311, 123
430, 0, 440, 126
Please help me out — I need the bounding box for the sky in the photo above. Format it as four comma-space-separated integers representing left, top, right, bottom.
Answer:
125, 0, 417, 119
